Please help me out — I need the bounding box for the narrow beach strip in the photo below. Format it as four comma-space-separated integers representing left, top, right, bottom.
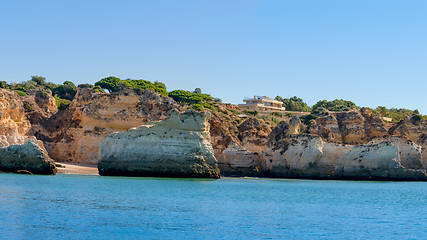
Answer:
55, 162, 99, 175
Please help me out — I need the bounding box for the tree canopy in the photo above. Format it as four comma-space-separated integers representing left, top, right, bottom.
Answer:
53, 81, 77, 101
312, 99, 357, 112
168, 90, 213, 104
31, 76, 46, 85
0, 81, 8, 89
95, 76, 168, 96
275, 96, 311, 112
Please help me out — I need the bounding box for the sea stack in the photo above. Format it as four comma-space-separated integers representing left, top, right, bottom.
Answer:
98, 109, 220, 178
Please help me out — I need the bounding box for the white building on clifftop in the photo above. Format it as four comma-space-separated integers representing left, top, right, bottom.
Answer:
238, 96, 285, 112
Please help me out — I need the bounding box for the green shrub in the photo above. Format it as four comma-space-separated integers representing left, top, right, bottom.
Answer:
300, 114, 318, 125
372, 106, 423, 123
412, 115, 424, 121
31, 76, 46, 85
38, 91, 49, 98
258, 115, 280, 124
78, 83, 95, 88
271, 112, 282, 117
43, 82, 58, 90
168, 90, 213, 104
6, 76, 57, 93
53, 81, 77, 100
193, 104, 204, 111
244, 110, 258, 116
0, 81, 8, 89
93, 86, 105, 93
54, 95, 71, 110
202, 103, 216, 110
23, 103, 33, 111
14, 90, 27, 96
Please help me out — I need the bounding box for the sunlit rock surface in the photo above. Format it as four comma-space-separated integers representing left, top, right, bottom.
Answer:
98, 110, 220, 178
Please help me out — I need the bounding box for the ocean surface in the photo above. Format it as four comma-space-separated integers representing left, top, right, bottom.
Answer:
0, 174, 426, 240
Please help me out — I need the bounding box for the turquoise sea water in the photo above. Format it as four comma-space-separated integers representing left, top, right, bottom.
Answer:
0, 174, 426, 240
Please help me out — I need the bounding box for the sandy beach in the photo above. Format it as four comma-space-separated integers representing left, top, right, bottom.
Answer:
55, 162, 99, 175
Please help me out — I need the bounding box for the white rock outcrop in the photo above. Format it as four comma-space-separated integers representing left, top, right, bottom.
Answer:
266, 135, 427, 180
98, 110, 220, 178
217, 131, 427, 180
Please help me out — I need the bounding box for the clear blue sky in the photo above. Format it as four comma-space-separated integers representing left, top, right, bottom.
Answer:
1, 0, 426, 113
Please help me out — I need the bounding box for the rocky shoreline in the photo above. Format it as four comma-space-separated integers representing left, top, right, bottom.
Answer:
0, 87, 426, 180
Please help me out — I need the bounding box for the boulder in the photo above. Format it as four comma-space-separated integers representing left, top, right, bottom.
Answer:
0, 140, 57, 175
98, 110, 220, 178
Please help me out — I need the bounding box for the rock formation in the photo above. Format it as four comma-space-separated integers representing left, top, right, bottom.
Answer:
0, 89, 33, 147
0, 140, 57, 175
265, 135, 426, 180
308, 108, 389, 144
36, 88, 179, 164
389, 116, 427, 170
213, 112, 427, 180
98, 110, 220, 178
21, 89, 58, 134
2, 85, 426, 180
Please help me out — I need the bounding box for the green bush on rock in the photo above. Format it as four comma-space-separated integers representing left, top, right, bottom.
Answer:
54, 95, 71, 110
53, 81, 77, 101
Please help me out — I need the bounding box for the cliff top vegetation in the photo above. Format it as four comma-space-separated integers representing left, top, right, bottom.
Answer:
94, 77, 167, 96
0, 76, 425, 123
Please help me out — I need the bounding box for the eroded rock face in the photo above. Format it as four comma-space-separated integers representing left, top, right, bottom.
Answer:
390, 116, 427, 171
39, 88, 179, 164
0, 140, 57, 175
21, 90, 58, 130
0, 89, 34, 148
391, 117, 427, 143
214, 117, 274, 176
98, 110, 220, 178
308, 108, 389, 144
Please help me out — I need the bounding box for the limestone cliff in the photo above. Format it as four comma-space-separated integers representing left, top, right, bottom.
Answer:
210, 111, 279, 176
215, 112, 427, 180
0, 89, 36, 147
98, 110, 220, 178
3, 85, 426, 180
0, 89, 31, 145
37, 88, 179, 164
266, 135, 426, 180
21, 89, 58, 134
390, 116, 427, 170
